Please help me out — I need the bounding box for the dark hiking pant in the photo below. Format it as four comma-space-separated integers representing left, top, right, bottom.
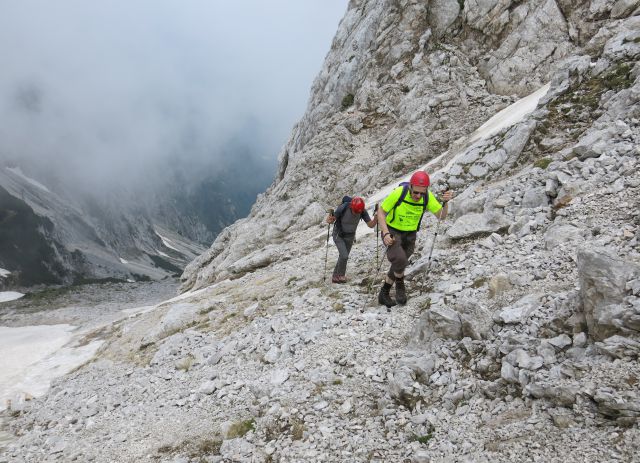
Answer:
332, 233, 354, 276
386, 227, 416, 280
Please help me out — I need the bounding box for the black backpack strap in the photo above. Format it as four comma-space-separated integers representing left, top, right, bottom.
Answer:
390, 186, 429, 230
333, 202, 349, 236
415, 191, 428, 230
334, 202, 348, 219
389, 185, 409, 224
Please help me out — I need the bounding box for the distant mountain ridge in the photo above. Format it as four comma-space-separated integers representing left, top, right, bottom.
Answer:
0, 155, 271, 288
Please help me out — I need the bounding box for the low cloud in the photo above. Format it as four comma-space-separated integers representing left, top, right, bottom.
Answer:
0, 0, 346, 194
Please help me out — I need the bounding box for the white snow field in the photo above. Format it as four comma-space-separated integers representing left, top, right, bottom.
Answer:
0, 292, 24, 303
0, 325, 103, 411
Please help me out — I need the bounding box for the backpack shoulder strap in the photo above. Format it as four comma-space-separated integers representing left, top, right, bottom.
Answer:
415, 190, 430, 230
335, 200, 349, 219
389, 185, 409, 224
390, 186, 430, 230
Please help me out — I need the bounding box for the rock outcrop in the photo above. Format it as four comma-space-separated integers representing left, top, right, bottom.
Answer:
578, 247, 640, 341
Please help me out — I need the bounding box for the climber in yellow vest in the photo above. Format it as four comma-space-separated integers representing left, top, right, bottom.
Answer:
376, 171, 453, 307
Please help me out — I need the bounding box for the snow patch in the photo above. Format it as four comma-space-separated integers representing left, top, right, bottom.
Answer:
6, 167, 51, 193
156, 231, 180, 252
0, 292, 24, 303
155, 249, 171, 258
119, 258, 129, 264
0, 269, 10, 279
468, 83, 550, 144
0, 324, 103, 410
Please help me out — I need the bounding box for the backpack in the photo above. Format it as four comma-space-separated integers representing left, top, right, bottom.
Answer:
334, 196, 352, 237
388, 182, 428, 230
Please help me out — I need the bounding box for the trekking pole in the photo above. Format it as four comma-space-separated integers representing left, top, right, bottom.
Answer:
361, 241, 389, 313
323, 209, 334, 283
423, 198, 448, 288
367, 246, 386, 293
367, 243, 386, 293
425, 218, 441, 275
367, 238, 390, 295
374, 203, 379, 269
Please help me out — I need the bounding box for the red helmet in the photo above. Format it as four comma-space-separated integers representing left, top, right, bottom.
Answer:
410, 171, 430, 187
350, 196, 365, 214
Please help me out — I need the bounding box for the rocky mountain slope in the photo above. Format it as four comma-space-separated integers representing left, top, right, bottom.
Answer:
3, 0, 640, 462
0, 167, 204, 288
0, 160, 261, 288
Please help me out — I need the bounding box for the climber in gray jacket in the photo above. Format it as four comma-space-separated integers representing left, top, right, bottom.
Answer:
326, 196, 377, 283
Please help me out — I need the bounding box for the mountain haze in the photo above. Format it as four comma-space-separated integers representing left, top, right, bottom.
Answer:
0, 151, 274, 288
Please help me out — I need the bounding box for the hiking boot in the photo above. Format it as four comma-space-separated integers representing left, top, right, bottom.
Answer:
332, 274, 346, 284
378, 282, 397, 308
395, 277, 407, 305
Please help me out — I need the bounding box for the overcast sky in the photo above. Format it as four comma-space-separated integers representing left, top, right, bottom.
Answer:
0, 1, 347, 191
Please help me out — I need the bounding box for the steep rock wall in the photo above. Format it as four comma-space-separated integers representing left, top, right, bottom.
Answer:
182, 0, 626, 291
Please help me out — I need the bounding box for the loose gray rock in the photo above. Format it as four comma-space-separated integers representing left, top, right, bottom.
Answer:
494, 294, 541, 324
427, 305, 463, 340
544, 223, 588, 249
263, 346, 280, 364
521, 187, 549, 209
595, 335, 640, 359
447, 213, 512, 240
198, 381, 217, 395
546, 334, 573, 350
526, 383, 578, 407
270, 368, 290, 386
577, 247, 640, 341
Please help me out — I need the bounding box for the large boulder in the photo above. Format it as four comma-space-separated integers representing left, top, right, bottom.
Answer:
544, 222, 589, 249
526, 383, 579, 407
577, 247, 640, 341
611, 0, 640, 19
494, 294, 542, 324
428, 0, 461, 36
428, 305, 463, 340
593, 389, 640, 426
447, 212, 512, 240
521, 187, 549, 209
411, 304, 463, 342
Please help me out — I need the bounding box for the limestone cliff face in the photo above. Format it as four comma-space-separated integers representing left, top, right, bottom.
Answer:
182, 0, 637, 291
